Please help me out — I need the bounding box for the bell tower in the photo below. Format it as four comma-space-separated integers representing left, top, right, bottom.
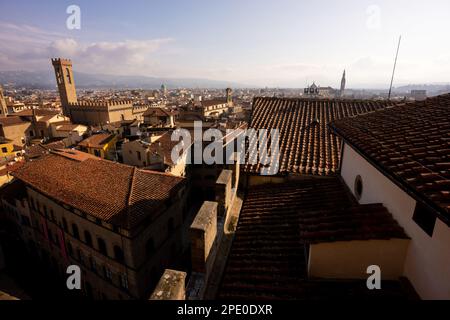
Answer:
226, 88, 233, 106
0, 85, 7, 116
51, 58, 78, 117
340, 70, 346, 97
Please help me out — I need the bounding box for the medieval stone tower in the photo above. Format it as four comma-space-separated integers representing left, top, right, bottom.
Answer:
226, 88, 233, 106
52, 58, 78, 117
0, 85, 8, 116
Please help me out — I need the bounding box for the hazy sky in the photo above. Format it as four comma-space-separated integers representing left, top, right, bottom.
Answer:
1, 0, 450, 88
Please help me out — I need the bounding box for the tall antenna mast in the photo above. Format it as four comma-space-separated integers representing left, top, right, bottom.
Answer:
388, 35, 402, 100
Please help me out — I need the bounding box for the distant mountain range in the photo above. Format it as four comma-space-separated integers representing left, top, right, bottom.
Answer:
0, 70, 249, 90
393, 84, 450, 94
1, 70, 449, 93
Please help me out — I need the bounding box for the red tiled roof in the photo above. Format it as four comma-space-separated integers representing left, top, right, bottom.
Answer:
143, 107, 174, 117
13, 109, 59, 117
56, 124, 81, 132
25, 141, 67, 159
219, 176, 408, 300
245, 97, 395, 175
78, 133, 115, 148
0, 116, 29, 127
330, 93, 450, 224
201, 99, 228, 108
12, 154, 185, 229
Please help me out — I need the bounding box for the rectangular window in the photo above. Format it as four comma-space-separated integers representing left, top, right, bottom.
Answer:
104, 267, 112, 282
1, 147, 7, 153
120, 274, 129, 290
137, 151, 141, 161
412, 202, 436, 237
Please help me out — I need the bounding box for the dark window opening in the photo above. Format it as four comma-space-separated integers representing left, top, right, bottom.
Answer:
66, 68, 72, 84
354, 175, 363, 200
413, 202, 436, 237
97, 238, 108, 256
84, 230, 92, 247
62, 218, 68, 232
114, 245, 124, 263
146, 238, 155, 257
72, 223, 79, 239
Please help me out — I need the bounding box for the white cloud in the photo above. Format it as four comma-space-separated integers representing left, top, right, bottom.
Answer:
0, 22, 172, 76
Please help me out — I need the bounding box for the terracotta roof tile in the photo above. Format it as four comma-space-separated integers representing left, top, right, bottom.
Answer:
245, 97, 395, 175
12, 154, 185, 229
330, 94, 450, 224
25, 141, 67, 159
201, 98, 228, 108
78, 133, 115, 148
0, 116, 29, 127
219, 176, 408, 299
143, 107, 174, 117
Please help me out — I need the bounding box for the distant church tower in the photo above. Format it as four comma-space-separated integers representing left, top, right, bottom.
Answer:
340, 70, 346, 97
226, 88, 233, 106
161, 84, 168, 97
51, 58, 78, 117
0, 85, 8, 116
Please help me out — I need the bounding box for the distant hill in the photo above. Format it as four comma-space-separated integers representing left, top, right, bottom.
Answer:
0, 70, 249, 89
393, 84, 450, 94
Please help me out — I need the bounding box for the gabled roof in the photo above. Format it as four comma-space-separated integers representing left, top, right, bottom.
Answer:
143, 107, 173, 117
12, 153, 185, 230
245, 97, 395, 175
330, 93, 450, 224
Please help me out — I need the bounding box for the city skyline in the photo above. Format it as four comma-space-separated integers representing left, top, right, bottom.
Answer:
1, 0, 450, 88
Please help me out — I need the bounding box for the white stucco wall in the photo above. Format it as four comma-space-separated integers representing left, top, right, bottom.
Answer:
341, 142, 450, 300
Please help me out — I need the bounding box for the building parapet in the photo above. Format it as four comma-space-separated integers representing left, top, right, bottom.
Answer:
149, 269, 187, 300
216, 170, 233, 218
51, 58, 72, 66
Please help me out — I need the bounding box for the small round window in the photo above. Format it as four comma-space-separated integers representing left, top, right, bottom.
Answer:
354, 175, 363, 200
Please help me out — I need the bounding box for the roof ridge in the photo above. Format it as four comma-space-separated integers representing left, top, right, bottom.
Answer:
127, 166, 137, 207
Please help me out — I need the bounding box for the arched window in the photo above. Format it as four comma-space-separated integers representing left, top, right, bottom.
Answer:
97, 238, 107, 256
84, 230, 92, 247
66, 68, 72, 84
113, 245, 124, 263
72, 223, 79, 239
